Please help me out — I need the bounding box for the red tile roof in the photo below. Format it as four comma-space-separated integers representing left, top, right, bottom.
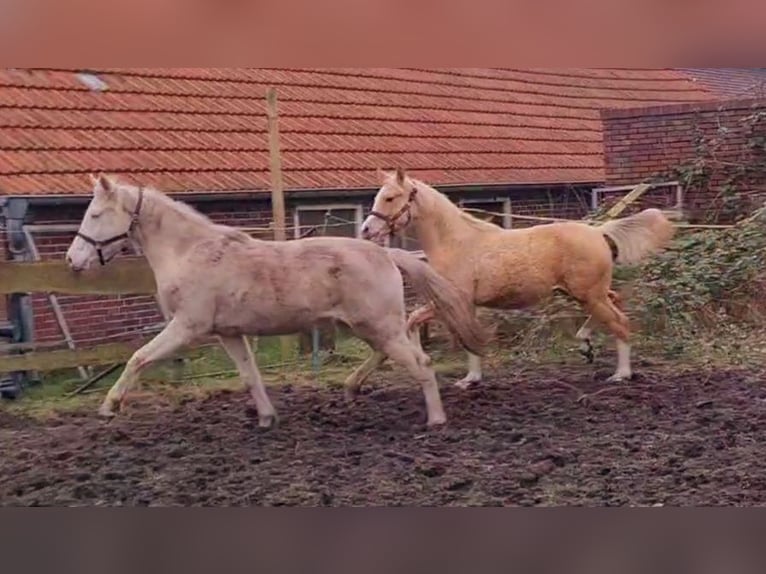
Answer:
0, 68, 715, 196
678, 68, 766, 99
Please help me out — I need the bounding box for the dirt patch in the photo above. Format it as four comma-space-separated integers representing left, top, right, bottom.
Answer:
1, 364, 765, 506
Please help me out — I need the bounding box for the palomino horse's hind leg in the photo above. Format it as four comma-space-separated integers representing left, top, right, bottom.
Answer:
575, 317, 595, 363
218, 335, 277, 429
575, 291, 621, 364
584, 296, 632, 382
456, 353, 482, 389
98, 318, 194, 417
383, 335, 446, 427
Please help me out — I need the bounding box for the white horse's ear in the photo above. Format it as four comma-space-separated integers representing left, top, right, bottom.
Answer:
92, 173, 115, 196
395, 167, 406, 185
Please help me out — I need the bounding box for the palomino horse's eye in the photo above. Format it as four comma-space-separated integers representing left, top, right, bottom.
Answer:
385, 197, 394, 203
90, 212, 102, 219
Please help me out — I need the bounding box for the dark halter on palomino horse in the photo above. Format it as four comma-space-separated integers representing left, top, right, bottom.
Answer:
368, 186, 418, 238
75, 187, 144, 266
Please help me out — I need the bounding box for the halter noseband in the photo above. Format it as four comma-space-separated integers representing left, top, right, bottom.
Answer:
76, 187, 144, 266
369, 186, 418, 236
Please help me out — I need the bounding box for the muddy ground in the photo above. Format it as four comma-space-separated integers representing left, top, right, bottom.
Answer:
1, 363, 765, 506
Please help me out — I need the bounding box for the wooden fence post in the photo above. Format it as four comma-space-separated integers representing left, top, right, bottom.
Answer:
265, 87, 294, 363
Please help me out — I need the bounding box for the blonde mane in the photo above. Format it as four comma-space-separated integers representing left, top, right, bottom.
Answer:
411, 178, 503, 233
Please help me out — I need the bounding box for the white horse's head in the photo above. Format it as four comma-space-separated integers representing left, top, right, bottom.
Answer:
361, 167, 420, 244
66, 174, 139, 272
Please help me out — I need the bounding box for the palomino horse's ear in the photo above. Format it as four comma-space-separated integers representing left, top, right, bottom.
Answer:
395, 167, 406, 185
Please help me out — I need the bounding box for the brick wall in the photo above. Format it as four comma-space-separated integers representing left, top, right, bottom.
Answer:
603, 98, 766, 222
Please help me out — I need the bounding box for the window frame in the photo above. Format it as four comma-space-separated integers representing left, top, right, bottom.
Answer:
458, 197, 512, 229
293, 203, 364, 239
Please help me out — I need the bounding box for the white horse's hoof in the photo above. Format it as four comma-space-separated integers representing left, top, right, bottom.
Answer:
97, 401, 118, 418
344, 386, 360, 401
606, 373, 632, 383
427, 417, 447, 428
259, 413, 278, 429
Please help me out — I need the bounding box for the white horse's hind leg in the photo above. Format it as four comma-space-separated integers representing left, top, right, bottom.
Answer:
383, 336, 446, 427
99, 318, 193, 417
344, 350, 387, 398
455, 352, 482, 390
219, 335, 277, 428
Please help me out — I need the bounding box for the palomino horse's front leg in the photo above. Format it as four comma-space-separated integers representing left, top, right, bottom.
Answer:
343, 350, 387, 399
344, 304, 435, 398
406, 303, 435, 352
99, 318, 194, 417
410, 303, 481, 390
218, 335, 277, 428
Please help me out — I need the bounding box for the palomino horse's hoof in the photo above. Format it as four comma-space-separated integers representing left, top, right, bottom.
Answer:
454, 376, 481, 390
606, 373, 632, 383
579, 339, 595, 364
427, 417, 447, 428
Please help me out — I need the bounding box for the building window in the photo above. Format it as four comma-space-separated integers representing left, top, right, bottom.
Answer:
459, 197, 512, 228
293, 204, 363, 239
590, 182, 683, 214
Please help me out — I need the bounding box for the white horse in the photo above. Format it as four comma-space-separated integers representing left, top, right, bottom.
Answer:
65, 175, 488, 427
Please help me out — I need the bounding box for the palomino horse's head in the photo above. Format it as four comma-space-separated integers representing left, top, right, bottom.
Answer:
66, 174, 142, 272
361, 167, 420, 244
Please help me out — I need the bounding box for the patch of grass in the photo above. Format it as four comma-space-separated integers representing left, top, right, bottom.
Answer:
4, 334, 377, 417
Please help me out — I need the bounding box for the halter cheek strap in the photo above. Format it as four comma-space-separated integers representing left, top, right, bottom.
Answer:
76, 187, 144, 266
369, 186, 418, 236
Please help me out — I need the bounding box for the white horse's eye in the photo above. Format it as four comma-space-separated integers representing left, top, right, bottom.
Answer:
90, 212, 102, 219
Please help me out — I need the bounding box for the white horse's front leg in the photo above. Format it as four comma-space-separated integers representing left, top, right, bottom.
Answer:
219, 335, 277, 428
455, 352, 482, 389
99, 318, 194, 417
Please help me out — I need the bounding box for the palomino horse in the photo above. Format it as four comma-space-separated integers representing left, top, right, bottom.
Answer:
65, 175, 488, 427
355, 168, 676, 389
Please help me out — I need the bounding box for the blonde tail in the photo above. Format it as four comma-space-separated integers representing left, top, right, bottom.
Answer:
599, 208, 676, 265
385, 248, 490, 355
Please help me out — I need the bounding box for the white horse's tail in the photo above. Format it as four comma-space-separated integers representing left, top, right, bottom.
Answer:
599, 208, 676, 265
385, 248, 490, 356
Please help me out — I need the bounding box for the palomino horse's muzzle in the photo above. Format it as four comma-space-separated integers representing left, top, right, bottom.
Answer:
75, 187, 144, 267
366, 186, 418, 240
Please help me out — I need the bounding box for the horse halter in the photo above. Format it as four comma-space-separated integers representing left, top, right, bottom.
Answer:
368, 186, 418, 237
76, 187, 144, 266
